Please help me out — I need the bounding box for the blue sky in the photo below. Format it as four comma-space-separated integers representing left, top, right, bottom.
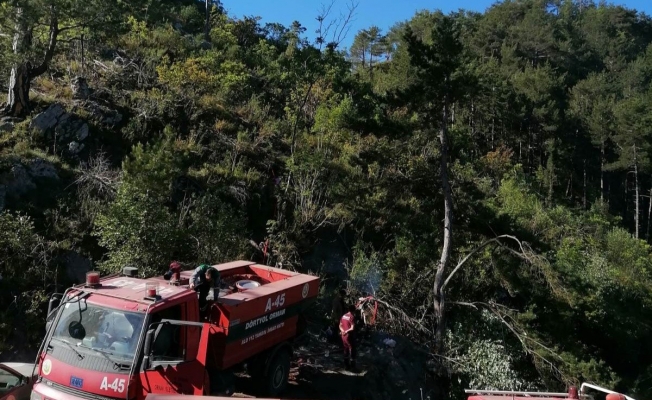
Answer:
222, 0, 652, 49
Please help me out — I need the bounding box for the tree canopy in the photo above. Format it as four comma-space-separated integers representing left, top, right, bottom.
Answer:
2, 0, 652, 398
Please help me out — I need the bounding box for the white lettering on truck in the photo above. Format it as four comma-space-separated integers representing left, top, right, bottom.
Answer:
110, 279, 175, 296
265, 293, 285, 312
100, 377, 125, 393
241, 322, 285, 345
244, 308, 286, 330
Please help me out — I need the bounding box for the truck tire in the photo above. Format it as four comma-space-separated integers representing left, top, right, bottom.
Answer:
264, 349, 290, 397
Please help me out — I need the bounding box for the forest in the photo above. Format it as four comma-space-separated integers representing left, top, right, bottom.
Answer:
1, 0, 652, 398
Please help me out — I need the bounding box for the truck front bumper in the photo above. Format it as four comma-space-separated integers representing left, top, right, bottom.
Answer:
31, 381, 91, 400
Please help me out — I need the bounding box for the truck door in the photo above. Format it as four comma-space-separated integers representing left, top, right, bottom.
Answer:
140, 319, 210, 397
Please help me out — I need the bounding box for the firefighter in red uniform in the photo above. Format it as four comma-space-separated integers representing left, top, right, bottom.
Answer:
339, 304, 357, 370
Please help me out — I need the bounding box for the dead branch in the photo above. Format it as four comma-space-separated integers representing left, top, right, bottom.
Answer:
315, 0, 337, 50
442, 234, 568, 301
72, 151, 120, 199
331, 0, 358, 48
93, 60, 109, 70
443, 235, 521, 291
373, 296, 432, 337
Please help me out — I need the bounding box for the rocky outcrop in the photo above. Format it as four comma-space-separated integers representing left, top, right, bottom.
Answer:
0, 117, 16, 133
2, 163, 36, 197
30, 103, 66, 133
0, 158, 59, 210
72, 100, 123, 128
27, 97, 122, 158
30, 103, 90, 156
26, 158, 59, 180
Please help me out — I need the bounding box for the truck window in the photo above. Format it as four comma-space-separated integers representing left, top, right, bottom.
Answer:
150, 305, 183, 362
147, 304, 201, 367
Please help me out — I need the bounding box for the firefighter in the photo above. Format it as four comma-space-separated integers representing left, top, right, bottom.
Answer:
189, 264, 221, 309
163, 261, 182, 281
339, 304, 358, 370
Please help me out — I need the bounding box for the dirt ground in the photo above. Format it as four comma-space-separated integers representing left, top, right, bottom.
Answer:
233, 326, 437, 400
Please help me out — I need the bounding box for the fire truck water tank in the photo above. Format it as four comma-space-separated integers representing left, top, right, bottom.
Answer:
236, 280, 261, 291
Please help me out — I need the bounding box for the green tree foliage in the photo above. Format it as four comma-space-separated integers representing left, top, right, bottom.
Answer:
0, 211, 61, 353
4, 0, 652, 398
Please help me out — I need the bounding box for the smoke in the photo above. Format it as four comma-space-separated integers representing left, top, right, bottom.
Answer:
349, 249, 383, 295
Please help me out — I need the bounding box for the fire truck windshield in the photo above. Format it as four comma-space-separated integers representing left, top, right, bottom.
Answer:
51, 300, 145, 362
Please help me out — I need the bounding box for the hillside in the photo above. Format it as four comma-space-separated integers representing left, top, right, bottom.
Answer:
2, 0, 652, 399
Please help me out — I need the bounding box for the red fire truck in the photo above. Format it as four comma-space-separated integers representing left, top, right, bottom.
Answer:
465, 382, 636, 400
28, 260, 319, 400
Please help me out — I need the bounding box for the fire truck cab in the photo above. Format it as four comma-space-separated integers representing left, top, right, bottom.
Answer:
29, 260, 319, 400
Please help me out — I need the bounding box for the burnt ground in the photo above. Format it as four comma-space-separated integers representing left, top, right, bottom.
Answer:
233, 326, 438, 400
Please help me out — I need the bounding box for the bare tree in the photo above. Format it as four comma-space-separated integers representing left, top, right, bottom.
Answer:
1, 1, 119, 117
73, 151, 121, 200
315, 0, 358, 51
433, 90, 453, 354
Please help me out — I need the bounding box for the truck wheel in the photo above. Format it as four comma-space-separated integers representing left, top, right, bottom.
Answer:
265, 349, 290, 397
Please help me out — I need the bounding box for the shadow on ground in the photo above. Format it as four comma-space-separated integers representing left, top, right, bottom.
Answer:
233, 329, 436, 400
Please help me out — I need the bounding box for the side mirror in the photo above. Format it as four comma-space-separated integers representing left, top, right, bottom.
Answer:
142, 328, 155, 370
68, 321, 86, 340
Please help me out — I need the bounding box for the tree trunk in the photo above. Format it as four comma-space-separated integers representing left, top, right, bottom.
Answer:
434, 96, 453, 355
205, 0, 211, 42
647, 187, 651, 242
4, 5, 59, 117
6, 63, 31, 117
583, 159, 587, 209
634, 145, 640, 239
624, 172, 628, 222
4, 6, 31, 116
547, 153, 554, 206
600, 141, 605, 202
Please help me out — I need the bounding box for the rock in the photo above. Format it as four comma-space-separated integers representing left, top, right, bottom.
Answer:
71, 76, 90, 100
0, 121, 14, 133
2, 164, 35, 197
0, 159, 59, 200
30, 103, 66, 133
26, 158, 59, 180
68, 141, 84, 154
76, 123, 89, 141
54, 117, 88, 144
73, 100, 122, 127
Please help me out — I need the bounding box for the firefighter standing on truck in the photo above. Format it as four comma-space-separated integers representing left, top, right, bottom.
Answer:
189, 264, 220, 309
339, 304, 357, 371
